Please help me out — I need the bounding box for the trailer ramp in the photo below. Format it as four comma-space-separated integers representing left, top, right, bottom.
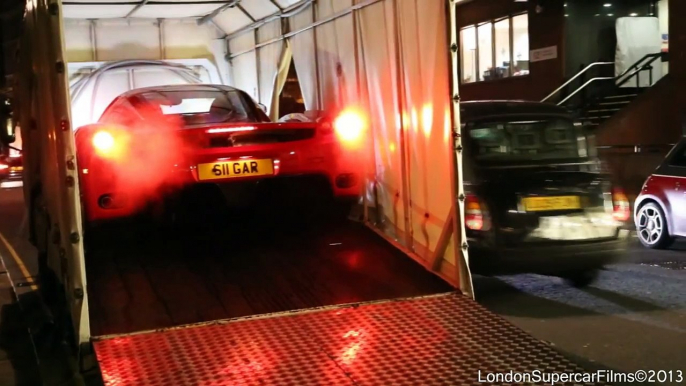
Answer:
93, 292, 602, 385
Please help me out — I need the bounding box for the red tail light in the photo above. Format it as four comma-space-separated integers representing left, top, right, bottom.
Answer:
92, 129, 130, 160
92, 130, 115, 155
0, 163, 8, 170
334, 109, 366, 144
611, 187, 630, 222
465, 194, 490, 231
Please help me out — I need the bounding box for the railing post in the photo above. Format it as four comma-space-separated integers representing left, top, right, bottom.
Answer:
636, 70, 639, 88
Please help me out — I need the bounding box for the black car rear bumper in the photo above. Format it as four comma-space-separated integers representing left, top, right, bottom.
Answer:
469, 230, 632, 276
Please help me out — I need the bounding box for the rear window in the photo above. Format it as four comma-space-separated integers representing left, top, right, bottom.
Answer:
135, 89, 262, 125
466, 118, 586, 163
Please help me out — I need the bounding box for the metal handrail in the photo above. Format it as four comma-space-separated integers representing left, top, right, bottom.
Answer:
541, 62, 614, 102
615, 61, 656, 88
557, 77, 614, 105
543, 52, 664, 105
557, 58, 659, 106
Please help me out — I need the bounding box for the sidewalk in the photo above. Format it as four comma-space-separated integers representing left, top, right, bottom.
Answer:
0, 256, 41, 386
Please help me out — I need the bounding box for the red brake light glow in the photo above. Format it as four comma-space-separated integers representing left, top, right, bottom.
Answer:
611, 187, 630, 222
207, 126, 255, 134
92, 131, 115, 154
0, 164, 8, 170
465, 194, 490, 231
334, 109, 366, 143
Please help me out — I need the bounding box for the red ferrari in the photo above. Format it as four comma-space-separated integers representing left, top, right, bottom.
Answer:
74, 84, 366, 225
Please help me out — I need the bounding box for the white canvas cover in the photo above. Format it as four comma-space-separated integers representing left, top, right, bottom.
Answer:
66, 59, 222, 129
288, 4, 318, 109
257, 19, 285, 113
615, 17, 663, 88
225, 0, 469, 290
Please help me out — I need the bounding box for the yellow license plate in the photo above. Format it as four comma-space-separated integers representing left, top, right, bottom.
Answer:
197, 159, 274, 181
10, 166, 22, 172
523, 196, 581, 212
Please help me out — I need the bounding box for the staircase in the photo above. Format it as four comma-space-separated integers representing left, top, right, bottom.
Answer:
542, 53, 672, 200
542, 52, 665, 126
578, 87, 643, 128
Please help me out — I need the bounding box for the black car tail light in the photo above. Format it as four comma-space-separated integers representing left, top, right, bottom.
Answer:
611, 187, 631, 222
465, 194, 491, 231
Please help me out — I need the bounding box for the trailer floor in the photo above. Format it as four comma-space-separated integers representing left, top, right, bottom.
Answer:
85, 201, 452, 337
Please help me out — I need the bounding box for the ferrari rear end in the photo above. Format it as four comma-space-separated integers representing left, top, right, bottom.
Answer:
74, 84, 366, 225
181, 117, 364, 200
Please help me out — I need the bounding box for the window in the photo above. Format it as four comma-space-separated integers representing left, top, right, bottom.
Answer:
466, 118, 582, 163
494, 19, 511, 78
477, 23, 493, 82
134, 89, 262, 126
512, 14, 530, 76
460, 13, 529, 83
460, 27, 477, 83
100, 98, 141, 126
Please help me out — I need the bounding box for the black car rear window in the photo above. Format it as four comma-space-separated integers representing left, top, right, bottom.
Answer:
134, 89, 264, 126
466, 118, 585, 163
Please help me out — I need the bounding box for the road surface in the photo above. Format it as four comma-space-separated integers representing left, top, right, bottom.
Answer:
0, 187, 683, 385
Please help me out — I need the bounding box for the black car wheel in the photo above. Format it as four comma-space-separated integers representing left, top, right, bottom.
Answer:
636, 202, 673, 249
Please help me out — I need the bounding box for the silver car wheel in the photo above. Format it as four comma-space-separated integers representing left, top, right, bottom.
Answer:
637, 205, 664, 245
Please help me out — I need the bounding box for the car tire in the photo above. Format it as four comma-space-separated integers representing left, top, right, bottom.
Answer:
636, 202, 673, 249
563, 269, 600, 288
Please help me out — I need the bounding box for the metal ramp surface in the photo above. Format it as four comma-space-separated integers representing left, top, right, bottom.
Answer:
92, 292, 603, 385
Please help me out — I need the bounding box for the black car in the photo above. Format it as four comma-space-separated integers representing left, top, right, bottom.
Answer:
460, 101, 631, 287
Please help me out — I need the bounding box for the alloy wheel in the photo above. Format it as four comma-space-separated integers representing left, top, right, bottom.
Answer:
637, 205, 664, 245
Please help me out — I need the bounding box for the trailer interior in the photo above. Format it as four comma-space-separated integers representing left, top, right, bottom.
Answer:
86, 187, 452, 337
55, 0, 473, 339
12, 0, 603, 384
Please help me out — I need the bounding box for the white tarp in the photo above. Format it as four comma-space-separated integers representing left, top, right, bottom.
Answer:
615, 17, 663, 88
226, 0, 466, 288
396, 0, 455, 261
288, 4, 318, 109
229, 33, 259, 101
63, 18, 226, 71
66, 59, 222, 129
357, 0, 405, 243
257, 19, 285, 113
315, 0, 357, 110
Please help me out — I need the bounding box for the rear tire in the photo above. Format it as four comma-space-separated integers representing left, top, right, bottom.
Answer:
636, 202, 673, 249
563, 269, 600, 288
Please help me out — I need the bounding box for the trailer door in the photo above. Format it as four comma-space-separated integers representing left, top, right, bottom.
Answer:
224, 0, 472, 294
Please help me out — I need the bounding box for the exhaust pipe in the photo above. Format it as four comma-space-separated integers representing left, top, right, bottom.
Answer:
98, 195, 114, 209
